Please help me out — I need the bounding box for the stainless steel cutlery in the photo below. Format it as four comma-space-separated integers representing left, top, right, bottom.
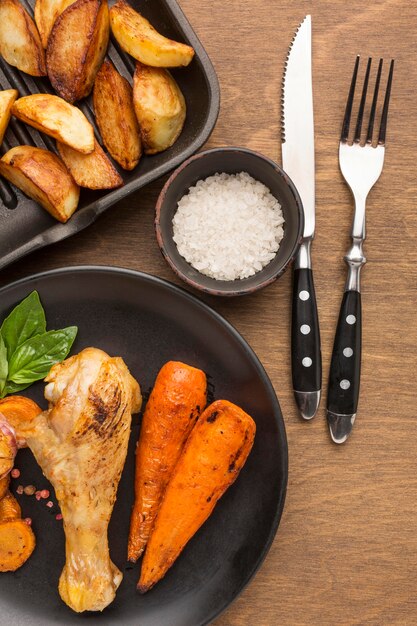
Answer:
281, 17, 393, 439
326, 56, 394, 443
282, 15, 322, 421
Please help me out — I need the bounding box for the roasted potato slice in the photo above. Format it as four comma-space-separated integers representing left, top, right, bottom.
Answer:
133, 63, 186, 155
93, 60, 141, 171
34, 0, 76, 48
0, 146, 80, 222
12, 94, 94, 154
0, 0, 46, 76
109, 0, 194, 68
57, 139, 123, 189
0, 90, 18, 145
46, 0, 109, 103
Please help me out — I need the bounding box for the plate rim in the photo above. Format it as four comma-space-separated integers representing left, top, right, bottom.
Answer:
0, 264, 288, 626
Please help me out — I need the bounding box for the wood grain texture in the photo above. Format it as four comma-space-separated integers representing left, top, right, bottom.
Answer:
0, 0, 416, 624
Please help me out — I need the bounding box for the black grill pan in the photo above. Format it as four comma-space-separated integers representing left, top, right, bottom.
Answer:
0, 0, 220, 270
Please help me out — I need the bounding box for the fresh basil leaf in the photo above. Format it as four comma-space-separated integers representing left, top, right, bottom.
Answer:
3, 381, 32, 396
8, 326, 78, 384
0, 332, 8, 398
1, 291, 46, 360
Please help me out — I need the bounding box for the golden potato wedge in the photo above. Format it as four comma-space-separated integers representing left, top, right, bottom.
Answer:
46, 0, 109, 103
109, 0, 194, 68
34, 0, 76, 48
93, 60, 141, 171
57, 139, 123, 189
0, 90, 18, 145
0, 146, 80, 222
133, 62, 186, 155
12, 94, 94, 154
0, 0, 46, 76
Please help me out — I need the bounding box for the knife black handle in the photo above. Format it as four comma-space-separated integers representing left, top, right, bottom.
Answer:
291, 268, 322, 394
327, 290, 361, 415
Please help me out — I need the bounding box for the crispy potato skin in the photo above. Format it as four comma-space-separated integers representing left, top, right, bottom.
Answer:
109, 0, 194, 68
138, 399, 256, 592
34, 0, 77, 48
0, 89, 18, 145
0, 146, 80, 222
12, 94, 94, 154
93, 60, 142, 171
133, 62, 186, 155
57, 138, 123, 189
46, 0, 109, 103
128, 361, 207, 562
0, 0, 46, 76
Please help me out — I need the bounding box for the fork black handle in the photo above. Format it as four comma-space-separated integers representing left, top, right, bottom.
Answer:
291, 267, 321, 419
327, 289, 362, 443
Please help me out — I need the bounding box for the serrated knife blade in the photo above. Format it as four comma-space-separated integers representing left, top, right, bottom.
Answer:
282, 14, 315, 237
282, 15, 322, 420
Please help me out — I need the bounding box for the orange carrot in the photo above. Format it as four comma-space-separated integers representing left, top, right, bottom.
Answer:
0, 491, 21, 521
0, 396, 42, 448
0, 475, 9, 500
128, 361, 207, 562
0, 518, 35, 571
138, 399, 256, 592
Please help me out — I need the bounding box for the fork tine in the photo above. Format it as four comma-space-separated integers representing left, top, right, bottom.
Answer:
354, 57, 372, 143
378, 59, 394, 145
366, 58, 383, 144
341, 55, 360, 142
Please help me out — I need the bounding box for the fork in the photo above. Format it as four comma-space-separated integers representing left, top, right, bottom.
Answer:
326, 56, 394, 444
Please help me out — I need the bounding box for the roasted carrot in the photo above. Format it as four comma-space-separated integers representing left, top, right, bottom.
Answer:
0, 491, 21, 521
0, 396, 42, 448
128, 361, 207, 562
0, 518, 35, 571
0, 475, 9, 500
138, 399, 256, 592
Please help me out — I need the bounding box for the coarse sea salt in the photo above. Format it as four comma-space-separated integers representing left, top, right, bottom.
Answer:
172, 172, 285, 281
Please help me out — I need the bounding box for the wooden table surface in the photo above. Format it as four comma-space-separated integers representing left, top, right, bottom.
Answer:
1, 1, 416, 624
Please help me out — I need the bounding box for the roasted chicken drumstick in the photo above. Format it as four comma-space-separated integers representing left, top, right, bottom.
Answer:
19, 348, 141, 612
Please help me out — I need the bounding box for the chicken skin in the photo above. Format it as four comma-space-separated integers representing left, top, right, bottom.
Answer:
20, 348, 141, 613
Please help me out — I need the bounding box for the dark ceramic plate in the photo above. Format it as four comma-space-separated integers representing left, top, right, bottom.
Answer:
0, 0, 220, 270
0, 266, 287, 626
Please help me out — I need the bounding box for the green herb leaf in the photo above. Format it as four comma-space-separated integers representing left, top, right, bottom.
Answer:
7, 326, 78, 384
1, 291, 46, 361
3, 381, 32, 396
0, 332, 8, 398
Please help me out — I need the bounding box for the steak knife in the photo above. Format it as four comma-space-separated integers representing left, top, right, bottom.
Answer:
282, 15, 322, 419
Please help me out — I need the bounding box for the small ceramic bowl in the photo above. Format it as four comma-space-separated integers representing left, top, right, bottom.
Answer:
155, 147, 304, 296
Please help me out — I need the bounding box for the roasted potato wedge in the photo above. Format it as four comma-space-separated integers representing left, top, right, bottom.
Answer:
0, 146, 80, 222
0, 90, 18, 145
46, 0, 109, 103
93, 60, 141, 171
133, 63, 186, 155
34, 0, 76, 48
0, 0, 46, 76
12, 94, 94, 154
109, 0, 194, 68
57, 139, 123, 189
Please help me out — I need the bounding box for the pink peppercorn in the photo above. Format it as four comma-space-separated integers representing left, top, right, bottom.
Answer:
11, 469, 20, 478
16, 485, 23, 495
55, 513, 63, 521
40, 489, 49, 499
24, 518, 32, 526
46, 501, 53, 508
35, 491, 41, 500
